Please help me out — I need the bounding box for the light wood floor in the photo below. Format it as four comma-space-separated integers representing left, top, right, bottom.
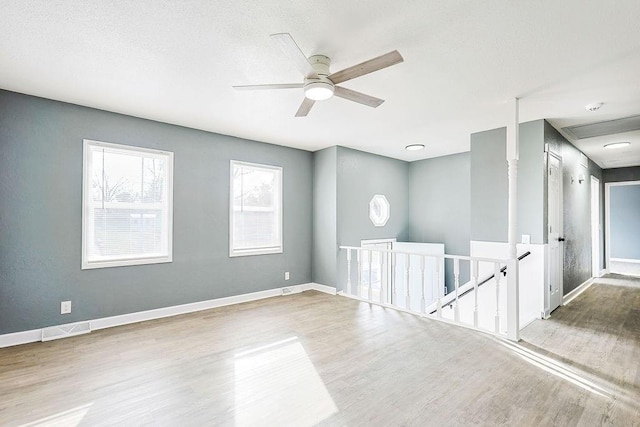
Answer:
1, 277, 639, 426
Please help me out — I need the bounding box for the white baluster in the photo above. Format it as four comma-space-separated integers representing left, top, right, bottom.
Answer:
473, 260, 479, 328
494, 262, 501, 333
356, 250, 362, 298
379, 250, 386, 304
420, 255, 426, 313
368, 250, 373, 301
391, 252, 397, 305
405, 253, 411, 309
454, 259, 460, 322
346, 249, 352, 295
436, 257, 442, 318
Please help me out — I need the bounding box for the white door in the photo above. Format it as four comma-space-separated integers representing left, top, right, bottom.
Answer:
547, 153, 563, 313
591, 176, 600, 277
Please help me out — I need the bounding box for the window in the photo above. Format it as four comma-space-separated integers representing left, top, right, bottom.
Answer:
230, 160, 282, 257
82, 140, 173, 269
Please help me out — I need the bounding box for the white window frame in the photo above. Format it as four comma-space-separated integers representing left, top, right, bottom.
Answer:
82, 139, 174, 269
229, 160, 283, 257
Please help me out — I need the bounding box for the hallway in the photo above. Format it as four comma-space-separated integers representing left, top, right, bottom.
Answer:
520, 274, 640, 423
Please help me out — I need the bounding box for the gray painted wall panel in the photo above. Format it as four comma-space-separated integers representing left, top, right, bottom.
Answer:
409, 152, 470, 288
470, 121, 546, 245
518, 121, 546, 244
336, 147, 409, 291
312, 147, 337, 286
603, 166, 640, 183
544, 122, 603, 295
0, 90, 312, 334
470, 127, 508, 243
609, 184, 640, 259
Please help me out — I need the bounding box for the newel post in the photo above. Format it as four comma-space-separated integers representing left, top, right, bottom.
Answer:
506, 98, 520, 341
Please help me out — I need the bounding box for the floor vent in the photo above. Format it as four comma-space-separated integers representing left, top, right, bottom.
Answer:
41, 322, 92, 342
562, 114, 640, 139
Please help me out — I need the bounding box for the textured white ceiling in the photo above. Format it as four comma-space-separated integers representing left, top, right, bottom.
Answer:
1, 1, 640, 166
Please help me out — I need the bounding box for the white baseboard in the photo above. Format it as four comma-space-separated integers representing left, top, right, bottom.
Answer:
562, 278, 594, 306
306, 282, 337, 295
599, 269, 608, 277
0, 329, 43, 349
0, 283, 333, 349
609, 258, 640, 277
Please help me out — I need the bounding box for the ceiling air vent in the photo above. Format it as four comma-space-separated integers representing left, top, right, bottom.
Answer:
562, 114, 640, 140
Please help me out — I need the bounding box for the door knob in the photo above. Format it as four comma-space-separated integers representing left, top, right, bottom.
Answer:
558, 237, 565, 242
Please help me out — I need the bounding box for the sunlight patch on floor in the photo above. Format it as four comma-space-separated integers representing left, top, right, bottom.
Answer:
20, 403, 93, 427
499, 340, 611, 398
234, 337, 337, 426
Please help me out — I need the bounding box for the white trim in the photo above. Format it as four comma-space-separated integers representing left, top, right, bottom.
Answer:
360, 238, 397, 245
609, 259, 640, 277
610, 257, 640, 264
605, 180, 640, 272
0, 283, 331, 348
0, 329, 42, 348
590, 175, 600, 277
599, 269, 608, 277
307, 282, 337, 295
82, 139, 174, 269
562, 278, 594, 305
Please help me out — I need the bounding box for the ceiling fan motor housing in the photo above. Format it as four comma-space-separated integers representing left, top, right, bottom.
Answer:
303, 55, 335, 100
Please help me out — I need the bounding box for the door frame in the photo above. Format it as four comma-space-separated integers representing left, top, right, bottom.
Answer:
546, 151, 563, 317
605, 180, 640, 274
590, 176, 601, 278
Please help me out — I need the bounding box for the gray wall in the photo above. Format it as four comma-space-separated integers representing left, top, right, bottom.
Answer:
603, 166, 640, 183
312, 147, 337, 286
609, 184, 640, 260
0, 89, 313, 335
544, 122, 603, 294
336, 147, 410, 291
470, 120, 604, 295
470, 127, 508, 242
409, 152, 470, 288
470, 120, 546, 244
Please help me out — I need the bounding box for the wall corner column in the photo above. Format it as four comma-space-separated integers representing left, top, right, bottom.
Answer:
507, 97, 520, 341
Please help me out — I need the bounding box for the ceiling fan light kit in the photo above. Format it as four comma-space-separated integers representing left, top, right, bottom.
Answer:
304, 81, 334, 100
233, 33, 403, 117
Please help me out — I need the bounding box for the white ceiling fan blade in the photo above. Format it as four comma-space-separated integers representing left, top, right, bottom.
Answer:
233, 83, 304, 90
270, 33, 319, 79
334, 86, 385, 108
329, 50, 403, 84
295, 98, 316, 117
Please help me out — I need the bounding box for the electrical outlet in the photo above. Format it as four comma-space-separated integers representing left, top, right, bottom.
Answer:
61, 301, 72, 314
284, 271, 290, 280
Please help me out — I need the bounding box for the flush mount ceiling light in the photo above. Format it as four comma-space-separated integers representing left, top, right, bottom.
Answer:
405, 144, 425, 151
304, 80, 335, 101
603, 142, 630, 150
585, 102, 603, 112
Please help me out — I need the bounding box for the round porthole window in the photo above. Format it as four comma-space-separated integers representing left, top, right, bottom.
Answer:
369, 195, 390, 227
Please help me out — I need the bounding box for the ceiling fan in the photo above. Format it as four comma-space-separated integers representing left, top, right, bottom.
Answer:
233, 33, 404, 117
